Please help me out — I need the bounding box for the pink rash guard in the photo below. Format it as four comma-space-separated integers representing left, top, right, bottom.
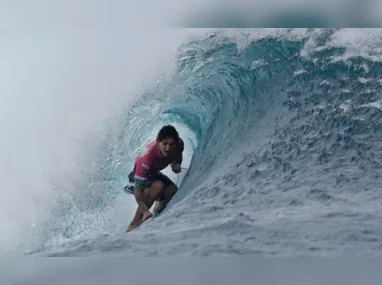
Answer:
133, 137, 184, 186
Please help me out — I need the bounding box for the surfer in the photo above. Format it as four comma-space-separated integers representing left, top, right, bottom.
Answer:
125, 125, 184, 232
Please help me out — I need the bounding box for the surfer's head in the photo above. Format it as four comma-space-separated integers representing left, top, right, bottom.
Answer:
156, 125, 179, 157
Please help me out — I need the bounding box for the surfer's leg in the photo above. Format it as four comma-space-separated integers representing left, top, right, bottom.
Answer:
153, 184, 177, 216
153, 174, 178, 216
141, 180, 165, 222
127, 180, 165, 232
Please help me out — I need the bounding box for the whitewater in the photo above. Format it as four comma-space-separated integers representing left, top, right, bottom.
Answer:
2, 27, 382, 272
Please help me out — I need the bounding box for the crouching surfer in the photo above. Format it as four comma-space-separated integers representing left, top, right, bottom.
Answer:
125, 125, 184, 232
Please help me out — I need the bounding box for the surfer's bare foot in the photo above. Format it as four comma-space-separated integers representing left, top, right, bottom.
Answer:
141, 210, 153, 223
126, 223, 139, 232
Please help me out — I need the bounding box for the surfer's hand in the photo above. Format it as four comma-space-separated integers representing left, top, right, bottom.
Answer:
172, 163, 181, 174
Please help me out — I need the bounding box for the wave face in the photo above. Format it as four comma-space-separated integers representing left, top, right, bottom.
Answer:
32, 29, 382, 256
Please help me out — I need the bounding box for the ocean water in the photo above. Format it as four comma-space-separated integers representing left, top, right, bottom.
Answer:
11, 28, 379, 258
2, 27, 382, 267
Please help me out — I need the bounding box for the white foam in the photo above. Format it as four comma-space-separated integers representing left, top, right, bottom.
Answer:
293, 69, 307, 76
362, 100, 382, 109
339, 100, 352, 113
0, 2, 206, 256
358, 77, 372, 84
328, 29, 382, 62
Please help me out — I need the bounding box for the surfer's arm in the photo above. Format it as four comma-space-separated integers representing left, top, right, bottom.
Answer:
172, 153, 183, 166
171, 140, 184, 173
174, 138, 184, 165
133, 146, 155, 212
171, 161, 182, 173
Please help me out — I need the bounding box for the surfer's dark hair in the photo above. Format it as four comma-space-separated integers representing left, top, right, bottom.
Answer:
156, 125, 179, 142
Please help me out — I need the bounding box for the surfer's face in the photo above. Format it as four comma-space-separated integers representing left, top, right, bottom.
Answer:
159, 137, 177, 157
